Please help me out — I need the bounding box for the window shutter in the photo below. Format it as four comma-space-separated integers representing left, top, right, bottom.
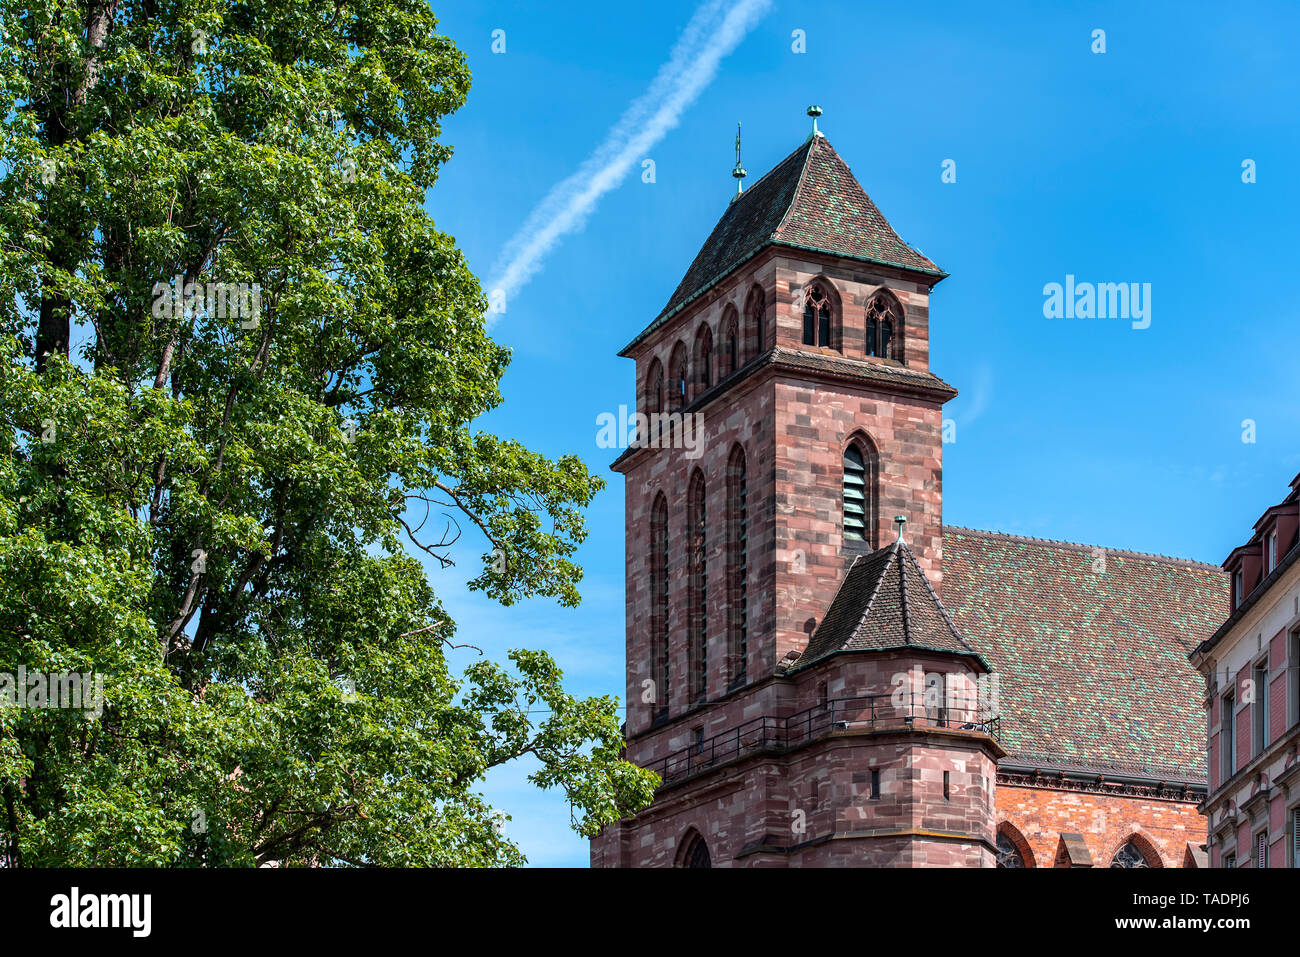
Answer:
1293, 808, 1300, 868
843, 446, 866, 541
1256, 831, 1268, 868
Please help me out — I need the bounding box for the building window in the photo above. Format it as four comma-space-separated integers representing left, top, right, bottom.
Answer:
1224, 853, 1236, 869
1254, 663, 1269, 754
802, 284, 832, 347
694, 325, 714, 392
1223, 690, 1236, 779
943, 771, 951, 801
996, 832, 1025, 868
645, 358, 664, 418
687, 471, 708, 703
870, 768, 881, 799
650, 494, 670, 722
1256, 831, 1268, 868
1267, 530, 1278, 572
1111, 841, 1153, 868
1234, 569, 1244, 607
726, 447, 748, 688
865, 292, 902, 360
680, 831, 711, 868
1290, 629, 1300, 728
669, 342, 688, 411
1292, 808, 1300, 868
843, 440, 877, 545
723, 312, 739, 377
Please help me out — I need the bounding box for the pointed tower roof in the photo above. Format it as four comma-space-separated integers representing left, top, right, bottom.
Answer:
622, 135, 945, 355
795, 539, 985, 671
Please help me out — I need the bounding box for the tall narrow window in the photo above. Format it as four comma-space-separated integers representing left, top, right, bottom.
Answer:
1234, 569, 1244, 607
650, 495, 670, 722
1223, 690, 1236, 779
669, 343, 688, 411
727, 447, 748, 687
747, 288, 765, 357
694, 326, 713, 392
803, 284, 832, 347
1289, 629, 1300, 727
865, 293, 902, 361
1268, 531, 1278, 572
1256, 831, 1268, 868
1292, 807, 1300, 868
688, 471, 708, 703
1254, 663, 1269, 753
843, 443, 871, 543
723, 311, 739, 377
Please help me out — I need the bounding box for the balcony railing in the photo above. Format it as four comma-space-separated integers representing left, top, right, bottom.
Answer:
645, 692, 1001, 787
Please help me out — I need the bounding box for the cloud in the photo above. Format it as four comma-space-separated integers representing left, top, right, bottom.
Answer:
485, 0, 773, 321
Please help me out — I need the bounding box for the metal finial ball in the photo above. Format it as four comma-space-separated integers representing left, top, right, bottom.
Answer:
807, 105, 823, 117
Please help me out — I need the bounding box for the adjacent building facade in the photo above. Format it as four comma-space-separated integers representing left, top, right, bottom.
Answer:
591, 128, 1228, 867
1191, 475, 1300, 868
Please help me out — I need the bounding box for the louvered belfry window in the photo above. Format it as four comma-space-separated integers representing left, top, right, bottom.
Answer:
1292, 808, 1300, 868
844, 445, 868, 542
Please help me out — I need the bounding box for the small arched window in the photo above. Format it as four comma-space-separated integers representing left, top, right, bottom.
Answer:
866, 292, 902, 361
645, 358, 664, 415
843, 437, 877, 546
687, 470, 708, 703
997, 832, 1026, 868
650, 494, 670, 722
678, 831, 711, 868
723, 314, 739, 377
669, 342, 688, 410
726, 446, 747, 687
1111, 840, 1156, 868
803, 284, 832, 347
694, 325, 714, 393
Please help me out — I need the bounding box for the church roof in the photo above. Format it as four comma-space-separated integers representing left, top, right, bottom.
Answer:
621, 135, 946, 356
941, 526, 1230, 783
798, 538, 985, 669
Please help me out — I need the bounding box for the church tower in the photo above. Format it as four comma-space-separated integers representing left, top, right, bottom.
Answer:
592, 119, 1004, 867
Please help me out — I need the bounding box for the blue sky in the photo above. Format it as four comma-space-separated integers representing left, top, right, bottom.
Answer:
423, 1, 1300, 865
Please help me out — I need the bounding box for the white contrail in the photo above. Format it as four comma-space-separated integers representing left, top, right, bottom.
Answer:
486, 0, 772, 323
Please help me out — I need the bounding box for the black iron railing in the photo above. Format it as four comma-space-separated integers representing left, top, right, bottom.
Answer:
645, 692, 1001, 787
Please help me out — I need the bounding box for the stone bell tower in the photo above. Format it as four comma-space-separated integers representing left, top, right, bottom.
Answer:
592, 114, 1002, 867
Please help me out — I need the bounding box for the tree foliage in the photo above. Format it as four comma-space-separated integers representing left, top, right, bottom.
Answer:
0, 0, 656, 866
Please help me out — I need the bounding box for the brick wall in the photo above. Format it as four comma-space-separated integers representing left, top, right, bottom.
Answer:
997, 784, 1205, 867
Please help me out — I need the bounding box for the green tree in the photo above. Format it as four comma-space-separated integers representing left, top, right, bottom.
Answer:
0, 0, 655, 866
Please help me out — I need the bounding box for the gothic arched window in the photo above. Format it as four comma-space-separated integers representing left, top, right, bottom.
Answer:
645, 358, 664, 415
1111, 840, 1155, 868
803, 284, 832, 347
996, 831, 1026, 868
687, 470, 708, 703
843, 439, 877, 546
694, 325, 714, 392
650, 494, 670, 722
726, 446, 747, 687
722, 309, 739, 377
669, 342, 688, 411
679, 831, 711, 868
866, 292, 903, 361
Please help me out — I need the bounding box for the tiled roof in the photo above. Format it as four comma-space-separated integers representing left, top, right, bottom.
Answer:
798, 539, 984, 669
622, 135, 945, 355
941, 526, 1230, 781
